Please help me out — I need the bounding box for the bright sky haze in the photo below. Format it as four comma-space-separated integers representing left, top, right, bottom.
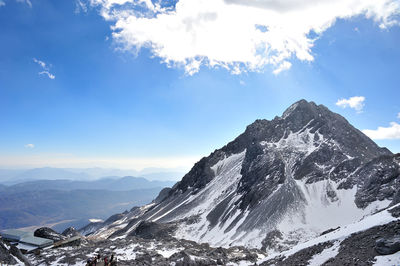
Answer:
1, 0, 400, 170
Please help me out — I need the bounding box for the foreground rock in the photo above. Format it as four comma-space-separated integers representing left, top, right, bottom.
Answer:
62, 227, 81, 238
34, 227, 65, 242
259, 206, 400, 266
0, 239, 17, 265
27, 236, 265, 265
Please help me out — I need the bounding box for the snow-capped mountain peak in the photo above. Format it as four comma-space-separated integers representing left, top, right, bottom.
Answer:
87, 99, 399, 253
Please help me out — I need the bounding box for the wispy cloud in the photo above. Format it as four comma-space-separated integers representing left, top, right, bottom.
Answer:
0, 1, 5, 7
33, 58, 55, 79
89, 0, 400, 75
363, 122, 400, 140
16, 0, 32, 8
336, 96, 365, 113
75, 0, 88, 14
397, 112, 400, 119
24, 143, 35, 148
38, 70, 55, 80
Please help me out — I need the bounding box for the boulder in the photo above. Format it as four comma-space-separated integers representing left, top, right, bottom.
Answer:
61, 227, 80, 238
34, 227, 65, 241
375, 236, 400, 255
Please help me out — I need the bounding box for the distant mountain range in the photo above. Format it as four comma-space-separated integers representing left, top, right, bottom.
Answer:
0, 167, 185, 185
5, 176, 174, 192
0, 176, 176, 231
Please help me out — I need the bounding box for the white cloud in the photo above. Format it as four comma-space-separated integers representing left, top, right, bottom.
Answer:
39, 70, 56, 79
16, 0, 32, 7
33, 58, 56, 79
363, 122, 400, 140
336, 96, 365, 112
24, 144, 35, 148
273, 61, 292, 75
0, 1, 5, 7
397, 112, 400, 119
75, 0, 88, 13
89, 0, 400, 75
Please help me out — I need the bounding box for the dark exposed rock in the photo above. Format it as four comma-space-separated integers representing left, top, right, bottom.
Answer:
61, 227, 80, 238
169, 251, 194, 265
104, 213, 125, 224
320, 227, 340, 236
323, 220, 400, 266
34, 227, 65, 241
9, 245, 32, 266
389, 204, 400, 218
107, 218, 140, 239
153, 187, 173, 204
375, 236, 400, 255
0, 239, 17, 265
78, 221, 103, 236
28, 236, 265, 266
354, 154, 400, 208
130, 206, 140, 212
129, 221, 177, 239
260, 221, 400, 266
261, 230, 284, 251
261, 241, 334, 266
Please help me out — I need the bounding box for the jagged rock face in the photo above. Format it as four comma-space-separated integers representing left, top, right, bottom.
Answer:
130, 221, 177, 239
354, 154, 400, 208
34, 227, 65, 241
62, 227, 80, 238
90, 100, 398, 250
153, 188, 172, 204
0, 239, 17, 265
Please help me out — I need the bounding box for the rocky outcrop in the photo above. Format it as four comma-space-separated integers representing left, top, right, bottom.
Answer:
129, 221, 177, 239
0, 239, 17, 265
354, 153, 400, 208
153, 187, 172, 204
34, 227, 65, 241
61, 227, 80, 238
9, 245, 32, 266
27, 235, 265, 265
375, 236, 400, 255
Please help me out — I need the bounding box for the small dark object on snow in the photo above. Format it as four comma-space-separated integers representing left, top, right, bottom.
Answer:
320, 226, 340, 236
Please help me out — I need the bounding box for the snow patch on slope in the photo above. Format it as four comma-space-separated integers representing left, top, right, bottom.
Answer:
259, 204, 400, 264
174, 150, 246, 246
374, 251, 400, 266
277, 179, 391, 248
308, 240, 340, 266
261, 126, 324, 156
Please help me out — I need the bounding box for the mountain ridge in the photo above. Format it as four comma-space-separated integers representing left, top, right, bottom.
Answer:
84, 99, 398, 253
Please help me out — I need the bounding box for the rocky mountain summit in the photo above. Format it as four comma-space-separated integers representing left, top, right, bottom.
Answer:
86, 100, 398, 248
3, 99, 400, 265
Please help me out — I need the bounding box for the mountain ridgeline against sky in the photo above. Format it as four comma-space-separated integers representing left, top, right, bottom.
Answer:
86, 99, 400, 252
80, 100, 400, 250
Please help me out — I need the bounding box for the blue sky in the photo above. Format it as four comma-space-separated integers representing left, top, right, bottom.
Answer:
0, 0, 399, 170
